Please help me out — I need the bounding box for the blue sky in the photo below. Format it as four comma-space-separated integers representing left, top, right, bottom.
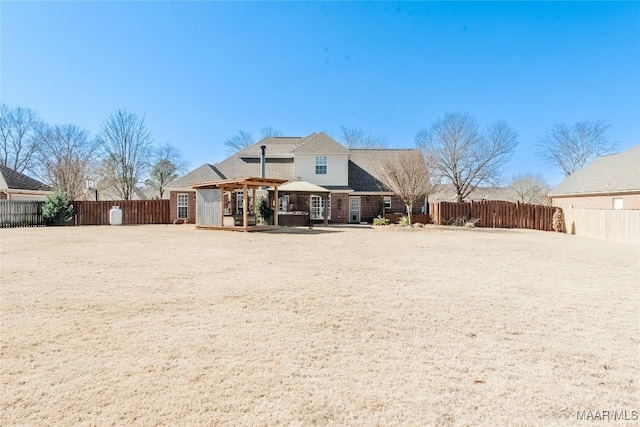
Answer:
2, 1, 639, 186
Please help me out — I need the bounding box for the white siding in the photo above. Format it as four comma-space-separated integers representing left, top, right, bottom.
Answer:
294, 154, 349, 186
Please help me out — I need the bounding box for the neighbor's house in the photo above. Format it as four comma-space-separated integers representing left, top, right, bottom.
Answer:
429, 184, 518, 203
165, 132, 425, 224
0, 165, 52, 200
548, 144, 640, 210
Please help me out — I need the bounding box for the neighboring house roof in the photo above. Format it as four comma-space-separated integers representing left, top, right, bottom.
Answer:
96, 186, 149, 201
548, 144, 640, 197
0, 165, 51, 192
429, 184, 517, 202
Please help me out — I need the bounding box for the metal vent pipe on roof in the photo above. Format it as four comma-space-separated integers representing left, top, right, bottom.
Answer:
260, 145, 266, 178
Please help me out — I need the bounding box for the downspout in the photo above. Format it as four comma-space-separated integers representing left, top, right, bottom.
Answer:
260, 145, 266, 179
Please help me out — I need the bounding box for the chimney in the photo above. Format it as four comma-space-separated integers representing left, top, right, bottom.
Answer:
260, 145, 266, 178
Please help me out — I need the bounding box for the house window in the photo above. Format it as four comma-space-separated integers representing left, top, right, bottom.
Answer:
315, 156, 327, 174
177, 193, 188, 219
613, 198, 624, 210
384, 196, 392, 209
310, 194, 331, 220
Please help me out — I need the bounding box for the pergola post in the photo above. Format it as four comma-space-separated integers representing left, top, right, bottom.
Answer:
274, 186, 279, 226
243, 183, 248, 230
252, 187, 257, 218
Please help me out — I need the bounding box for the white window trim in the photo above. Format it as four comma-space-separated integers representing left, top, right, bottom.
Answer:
613, 198, 624, 210
177, 193, 188, 219
310, 194, 331, 220
315, 156, 327, 175
384, 196, 392, 209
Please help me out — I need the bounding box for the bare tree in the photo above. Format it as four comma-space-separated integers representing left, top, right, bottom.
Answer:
378, 150, 435, 226
537, 119, 615, 177
35, 124, 100, 200
145, 142, 189, 198
224, 126, 282, 153
416, 113, 518, 202
96, 110, 153, 200
339, 126, 389, 148
0, 103, 44, 174
508, 173, 549, 205
260, 126, 282, 138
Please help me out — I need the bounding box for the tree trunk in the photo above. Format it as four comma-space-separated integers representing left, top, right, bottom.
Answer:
406, 203, 412, 226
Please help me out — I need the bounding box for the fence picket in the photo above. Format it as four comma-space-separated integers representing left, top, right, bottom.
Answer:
430, 200, 556, 231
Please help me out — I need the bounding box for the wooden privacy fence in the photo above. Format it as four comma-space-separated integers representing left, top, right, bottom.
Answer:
0, 200, 45, 228
430, 200, 557, 231
72, 200, 170, 225
562, 208, 640, 243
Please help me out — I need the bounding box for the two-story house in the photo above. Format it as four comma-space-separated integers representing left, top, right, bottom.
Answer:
165, 132, 426, 224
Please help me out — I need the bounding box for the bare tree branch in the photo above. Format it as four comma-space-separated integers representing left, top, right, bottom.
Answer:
339, 126, 389, 148
260, 126, 282, 138
35, 124, 100, 200
537, 119, 615, 177
508, 173, 550, 205
145, 142, 189, 198
225, 126, 282, 154
95, 110, 154, 200
377, 150, 435, 225
416, 113, 518, 202
0, 103, 45, 175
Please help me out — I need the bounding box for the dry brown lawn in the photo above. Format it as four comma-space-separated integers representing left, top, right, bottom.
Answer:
1, 225, 638, 426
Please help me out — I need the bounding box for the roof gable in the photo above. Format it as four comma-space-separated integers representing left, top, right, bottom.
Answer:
291, 132, 349, 155
548, 144, 640, 196
0, 165, 51, 191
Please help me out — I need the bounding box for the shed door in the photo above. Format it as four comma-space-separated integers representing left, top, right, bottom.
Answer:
349, 197, 360, 223
197, 189, 222, 227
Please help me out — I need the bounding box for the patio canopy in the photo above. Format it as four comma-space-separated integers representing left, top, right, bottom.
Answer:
277, 180, 330, 194
276, 180, 330, 226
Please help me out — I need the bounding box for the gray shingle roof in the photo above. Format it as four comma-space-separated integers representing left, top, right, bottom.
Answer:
237, 137, 303, 156
0, 165, 51, 191
291, 132, 350, 154
215, 156, 295, 181
348, 149, 421, 192
165, 164, 225, 190
548, 144, 640, 196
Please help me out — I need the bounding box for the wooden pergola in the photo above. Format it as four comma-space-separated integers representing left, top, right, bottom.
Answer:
191, 177, 288, 231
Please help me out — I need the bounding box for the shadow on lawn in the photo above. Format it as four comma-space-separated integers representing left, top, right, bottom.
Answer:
264, 227, 343, 235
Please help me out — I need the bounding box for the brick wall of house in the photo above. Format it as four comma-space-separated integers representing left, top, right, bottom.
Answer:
0, 192, 7, 199
553, 193, 640, 210
169, 191, 197, 224
275, 193, 430, 224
